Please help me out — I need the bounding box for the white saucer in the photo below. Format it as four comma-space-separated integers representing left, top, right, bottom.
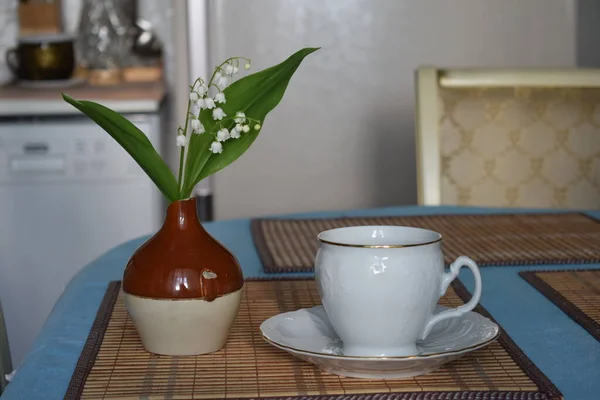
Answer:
260, 305, 499, 379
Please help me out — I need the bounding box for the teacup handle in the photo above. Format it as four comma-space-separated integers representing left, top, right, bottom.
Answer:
419, 256, 482, 340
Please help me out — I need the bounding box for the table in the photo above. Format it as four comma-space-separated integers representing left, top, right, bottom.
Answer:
2, 206, 599, 400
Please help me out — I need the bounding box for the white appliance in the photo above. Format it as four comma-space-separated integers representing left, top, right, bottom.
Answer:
0, 114, 163, 367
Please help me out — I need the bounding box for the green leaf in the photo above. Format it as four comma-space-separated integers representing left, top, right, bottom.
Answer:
181, 47, 319, 197
61, 93, 180, 203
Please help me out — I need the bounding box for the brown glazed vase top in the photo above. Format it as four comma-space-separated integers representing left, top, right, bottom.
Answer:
123, 198, 243, 301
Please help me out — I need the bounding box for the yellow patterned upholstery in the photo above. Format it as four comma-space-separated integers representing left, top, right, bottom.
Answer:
416, 68, 600, 209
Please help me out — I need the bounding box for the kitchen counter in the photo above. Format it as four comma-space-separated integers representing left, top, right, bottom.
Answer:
0, 81, 167, 116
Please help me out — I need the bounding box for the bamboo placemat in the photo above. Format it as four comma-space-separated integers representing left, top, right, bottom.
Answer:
521, 269, 600, 342
251, 213, 600, 273
65, 279, 562, 400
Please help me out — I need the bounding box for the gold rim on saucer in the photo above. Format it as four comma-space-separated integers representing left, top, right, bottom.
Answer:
261, 330, 500, 360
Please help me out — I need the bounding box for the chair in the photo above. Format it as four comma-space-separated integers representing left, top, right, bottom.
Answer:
415, 67, 600, 208
0, 300, 11, 392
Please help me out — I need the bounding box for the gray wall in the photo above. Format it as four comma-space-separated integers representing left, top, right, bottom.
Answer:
577, 0, 600, 66
207, 0, 577, 220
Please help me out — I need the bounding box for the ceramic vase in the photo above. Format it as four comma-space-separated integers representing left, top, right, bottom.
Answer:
122, 198, 243, 356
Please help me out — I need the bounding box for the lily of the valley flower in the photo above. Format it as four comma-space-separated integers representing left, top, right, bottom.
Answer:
180, 57, 257, 176
216, 75, 228, 89
215, 92, 226, 103
204, 97, 216, 109
196, 84, 207, 96
210, 141, 223, 154
176, 135, 188, 147
234, 111, 246, 123
212, 108, 226, 120
217, 128, 230, 142
224, 64, 235, 76
190, 118, 201, 131
63, 48, 315, 208
191, 119, 204, 134
230, 126, 241, 139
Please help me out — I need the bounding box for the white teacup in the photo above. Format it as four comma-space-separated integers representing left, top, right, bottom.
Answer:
315, 225, 482, 357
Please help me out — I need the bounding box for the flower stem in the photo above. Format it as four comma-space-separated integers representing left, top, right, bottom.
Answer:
217, 116, 261, 125
177, 148, 185, 193
177, 99, 192, 191
207, 56, 251, 87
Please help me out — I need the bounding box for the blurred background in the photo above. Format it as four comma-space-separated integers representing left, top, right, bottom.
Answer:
0, 0, 599, 372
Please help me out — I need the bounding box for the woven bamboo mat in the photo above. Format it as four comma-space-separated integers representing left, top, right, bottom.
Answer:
521, 269, 600, 342
251, 213, 600, 273
65, 279, 562, 400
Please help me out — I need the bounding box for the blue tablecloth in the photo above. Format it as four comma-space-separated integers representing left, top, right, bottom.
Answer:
2, 206, 600, 400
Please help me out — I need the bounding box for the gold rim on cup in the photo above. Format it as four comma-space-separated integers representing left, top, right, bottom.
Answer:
317, 226, 443, 248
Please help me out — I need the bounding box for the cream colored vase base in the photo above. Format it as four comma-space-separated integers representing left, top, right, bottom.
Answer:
123, 289, 242, 356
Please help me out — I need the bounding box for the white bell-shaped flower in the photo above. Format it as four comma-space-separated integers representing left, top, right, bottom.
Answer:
234, 111, 246, 123
191, 119, 204, 134
210, 141, 223, 154
204, 97, 216, 109
242, 125, 250, 133
189, 91, 199, 102
176, 135, 188, 147
217, 75, 228, 89
215, 92, 226, 103
224, 64, 235, 76
212, 107, 226, 120
217, 128, 230, 142
196, 98, 206, 109
230, 126, 241, 139
197, 84, 207, 96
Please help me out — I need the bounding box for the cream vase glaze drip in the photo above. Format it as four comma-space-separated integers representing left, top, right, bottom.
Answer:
315, 225, 482, 357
